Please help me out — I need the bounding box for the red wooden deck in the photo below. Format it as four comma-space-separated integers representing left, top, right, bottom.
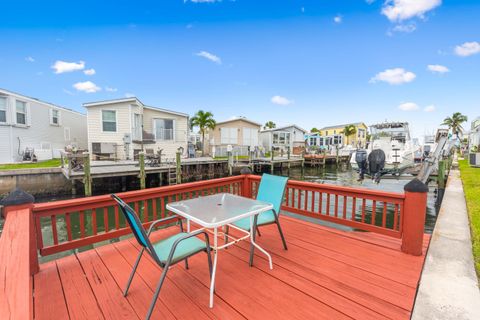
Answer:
33, 216, 429, 320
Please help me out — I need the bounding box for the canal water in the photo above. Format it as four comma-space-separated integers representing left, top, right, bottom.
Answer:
0, 163, 438, 262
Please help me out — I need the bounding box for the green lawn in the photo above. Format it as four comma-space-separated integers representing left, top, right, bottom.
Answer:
458, 159, 480, 275
0, 159, 62, 170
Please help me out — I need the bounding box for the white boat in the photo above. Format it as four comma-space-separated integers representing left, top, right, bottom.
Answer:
351, 122, 419, 172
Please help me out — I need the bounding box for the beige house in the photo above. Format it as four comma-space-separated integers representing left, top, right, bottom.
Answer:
210, 117, 261, 156
84, 97, 189, 160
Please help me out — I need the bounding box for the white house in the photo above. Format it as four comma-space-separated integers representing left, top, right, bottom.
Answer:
0, 88, 87, 164
209, 117, 261, 157
260, 124, 307, 154
84, 97, 189, 160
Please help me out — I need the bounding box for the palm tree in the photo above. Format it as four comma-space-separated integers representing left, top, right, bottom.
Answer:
342, 124, 357, 146
442, 112, 468, 140
264, 121, 276, 130
190, 110, 216, 156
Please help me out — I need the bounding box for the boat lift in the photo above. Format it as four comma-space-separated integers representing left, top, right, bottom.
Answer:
416, 129, 451, 184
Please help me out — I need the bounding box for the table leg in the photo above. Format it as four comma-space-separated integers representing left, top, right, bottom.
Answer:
209, 227, 218, 308
250, 215, 273, 269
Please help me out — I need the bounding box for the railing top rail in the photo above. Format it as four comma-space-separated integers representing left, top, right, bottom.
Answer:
32, 175, 246, 213
246, 174, 405, 200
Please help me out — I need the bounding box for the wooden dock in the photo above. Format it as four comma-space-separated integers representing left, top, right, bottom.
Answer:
62, 157, 228, 180
32, 216, 429, 320
304, 154, 351, 167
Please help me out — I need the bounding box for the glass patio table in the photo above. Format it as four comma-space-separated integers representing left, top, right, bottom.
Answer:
166, 193, 274, 308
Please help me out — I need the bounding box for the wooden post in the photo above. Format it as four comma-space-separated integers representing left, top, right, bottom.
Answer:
271, 146, 274, 161
437, 159, 445, 190
322, 149, 327, 166
227, 151, 233, 176
242, 173, 252, 198
83, 152, 92, 196
0, 189, 39, 276
139, 152, 146, 189
176, 150, 182, 184
401, 178, 428, 256
335, 146, 339, 166
287, 146, 291, 170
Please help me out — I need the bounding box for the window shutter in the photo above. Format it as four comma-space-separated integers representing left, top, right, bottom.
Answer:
26, 103, 32, 126
5, 96, 12, 124
49, 108, 53, 125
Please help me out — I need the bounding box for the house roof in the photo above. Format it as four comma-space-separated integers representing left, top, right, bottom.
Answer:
261, 124, 307, 133
319, 122, 366, 131
216, 117, 262, 127
0, 88, 86, 116
83, 97, 189, 117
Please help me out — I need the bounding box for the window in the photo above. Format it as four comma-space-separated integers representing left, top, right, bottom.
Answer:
102, 110, 117, 132
243, 128, 258, 146
0, 96, 6, 123
51, 109, 59, 125
16, 100, 27, 125
272, 132, 290, 145
133, 113, 142, 140
325, 130, 329, 136
154, 118, 174, 141
220, 127, 237, 144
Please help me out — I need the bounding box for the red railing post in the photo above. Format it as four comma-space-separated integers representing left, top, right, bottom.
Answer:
1, 188, 39, 275
401, 179, 428, 256
242, 174, 252, 198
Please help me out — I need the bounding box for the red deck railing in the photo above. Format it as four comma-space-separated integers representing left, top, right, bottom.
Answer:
31, 174, 415, 258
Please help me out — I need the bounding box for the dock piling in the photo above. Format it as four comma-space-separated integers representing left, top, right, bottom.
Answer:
176, 150, 182, 184
139, 152, 146, 189
83, 152, 92, 196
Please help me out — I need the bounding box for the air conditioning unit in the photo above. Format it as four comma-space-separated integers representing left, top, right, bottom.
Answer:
92, 142, 116, 154
469, 153, 480, 167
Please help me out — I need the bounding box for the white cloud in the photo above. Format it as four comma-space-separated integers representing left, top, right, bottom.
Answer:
398, 102, 419, 111
424, 105, 435, 112
125, 93, 135, 98
105, 86, 118, 92
370, 68, 416, 85
84, 68, 96, 76
73, 81, 101, 93
25, 56, 35, 62
196, 51, 222, 64
454, 41, 480, 57
62, 89, 75, 96
334, 15, 342, 24
382, 0, 442, 22
427, 64, 449, 73
392, 23, 416, 33
271, 95, 293, 106
52, 60, 85, 74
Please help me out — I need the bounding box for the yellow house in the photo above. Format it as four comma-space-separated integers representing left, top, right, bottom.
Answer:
318, 122, 368, 148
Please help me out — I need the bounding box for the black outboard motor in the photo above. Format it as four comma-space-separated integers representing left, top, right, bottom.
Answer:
355, 149, 368, 181
368, 149, 386, 184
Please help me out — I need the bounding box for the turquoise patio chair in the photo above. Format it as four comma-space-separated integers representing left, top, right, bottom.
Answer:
111, 194, 212, 320
224, 173, 288, 266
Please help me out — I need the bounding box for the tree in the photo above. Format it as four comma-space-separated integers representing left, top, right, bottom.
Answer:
442, 112, 468, 140
264, 121, 276, 130
311, 127, 319, 133
342, 124, 357, 145
190, 110, 216, 156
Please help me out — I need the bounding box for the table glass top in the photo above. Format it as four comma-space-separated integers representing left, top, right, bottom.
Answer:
166, 193, 273, 228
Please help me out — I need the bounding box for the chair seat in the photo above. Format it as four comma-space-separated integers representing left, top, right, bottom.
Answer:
152, 232, 207, 264
231, 210, 276, 231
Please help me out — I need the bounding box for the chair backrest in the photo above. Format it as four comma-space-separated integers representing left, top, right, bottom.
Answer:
111, 194, 150, 249
256, 173, 288, 215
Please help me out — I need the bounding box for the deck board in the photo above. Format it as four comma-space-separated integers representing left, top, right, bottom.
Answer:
33, 216, 429, 320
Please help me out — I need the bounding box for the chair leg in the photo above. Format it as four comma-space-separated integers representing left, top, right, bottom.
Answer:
249, 216, 258, 267
274, 216, 288, 250
124, 247, 144, 296
145, 266, 169, 320
224, 225, 229, 245
184, 258, 189, 270
206, 248, 213, 280
257, 228, 262, 237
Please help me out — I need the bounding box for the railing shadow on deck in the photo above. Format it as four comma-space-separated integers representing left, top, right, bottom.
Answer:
0, 173, 428, 319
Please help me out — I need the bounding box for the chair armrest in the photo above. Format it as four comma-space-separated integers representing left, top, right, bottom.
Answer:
147, 215, 180, 236
164, 229, 211, 266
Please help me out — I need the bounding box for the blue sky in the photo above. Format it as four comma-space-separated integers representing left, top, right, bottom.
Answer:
1, 0, 479, 139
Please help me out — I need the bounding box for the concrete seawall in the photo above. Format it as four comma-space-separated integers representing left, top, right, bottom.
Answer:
0, 168, 73, 198
412, 167, 480, 319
